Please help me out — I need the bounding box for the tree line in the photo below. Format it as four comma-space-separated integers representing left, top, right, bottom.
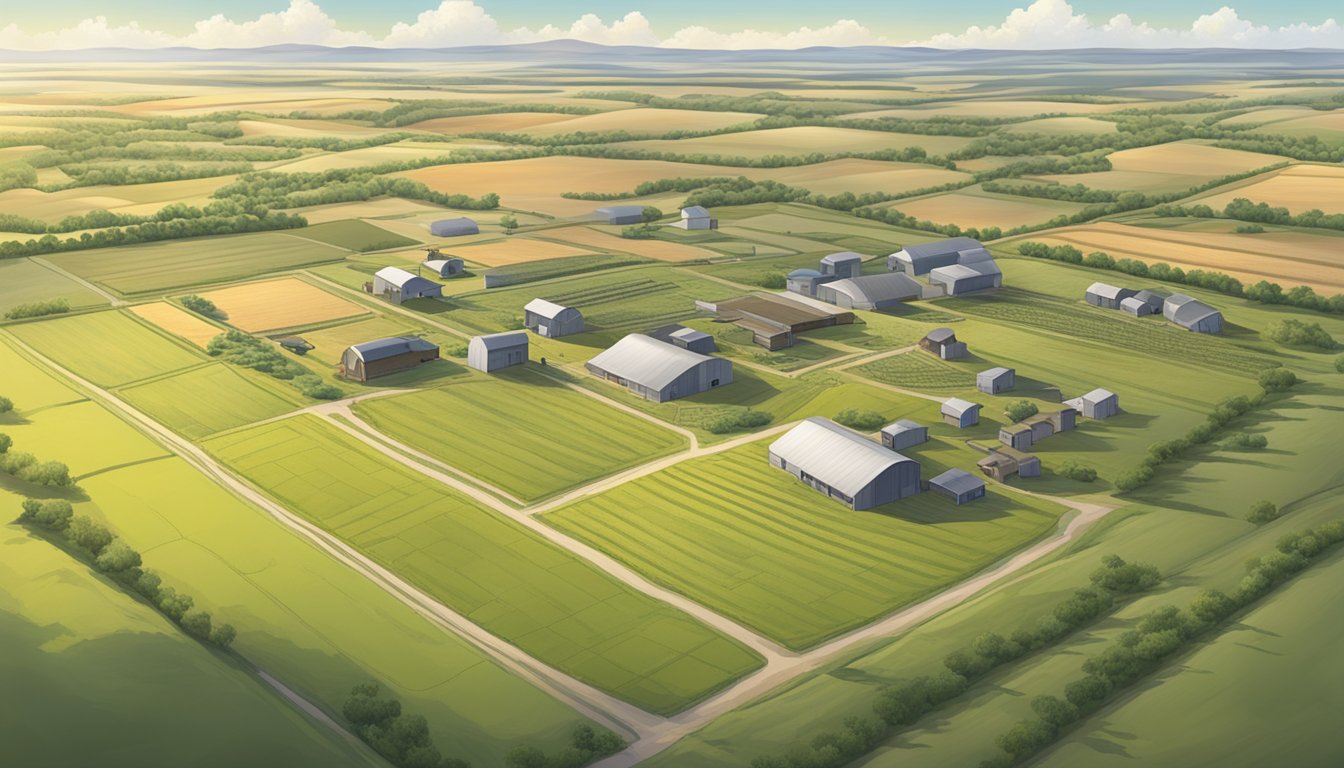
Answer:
4, 298, 70, 320
1157, 196, 1344, 233
0, 431, 72, 487
206, 331, 342, 400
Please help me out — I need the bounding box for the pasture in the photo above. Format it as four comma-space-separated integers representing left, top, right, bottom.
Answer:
294, 316, 463, 369
204, 415, 763, 712
760, 159, 972, 196
1191, 163, 1344, 215
1000, 116, 1118, 134
1033, 141, 1285, 193
47, 231, 348, 295
199, 277, 367, 333
354, 367, 687, 501
546, 438, 1068, 649
541, 225, 720, 262
879, 186, 1086, 229
617, 126, 975, 158
119, 363, 301, 439
129, 302, 225, 347
296, 219, 421, 251
7, 310, 205, 387
0, 259, 107, 315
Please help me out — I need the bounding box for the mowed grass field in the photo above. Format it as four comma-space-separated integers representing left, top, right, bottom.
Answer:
540, 225, 720, 262
449, 237, 598, 267
0, 258, 107, 315
295, 218, 421, 251
354, 367, 687, 501
7, 310, 206, 387
546, 438, 1068, 649
1191, 163, 1344, 215
199, 277, 367, 332
204, 415, 762, 712
47, 231, 349, 295
129, 301, 226, 347
119, 363, 301, 439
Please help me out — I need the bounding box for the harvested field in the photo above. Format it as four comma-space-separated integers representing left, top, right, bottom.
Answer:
1010, 221, 1344, 292
842, 101, 1118, 120
1001, 116, 1117, 134
236, 118, 389, 137
1034, 142, 1285, 193
520, 108, 763, 137
1191, 164, 1344, 216
617, 126, 975, 158
0, 176, 236, 222
129, 302, 225, 347
411, 113, 580, 134
447, 237, 597, 267
760, 159, 971, 195
541, 226, 719, 262
290, 197, 448, 225
880, 187, 1085, 229
199, 278, 367, 333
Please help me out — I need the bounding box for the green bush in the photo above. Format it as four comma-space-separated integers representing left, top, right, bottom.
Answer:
759, 272, 786, 289
834, 408, 886, 431
444, 343, 467, 358
4, 299, 70, 320
1258, 367, 1298, 392
706, 409, 772, 434
180, 294, 227, 320
1004, 400, 1039, 422
1335, 354, 1344, 373
1235, 223, 1265, 234
0, 395, 11, 413
1056, 460, 1097, 482
1247, 500, 1281, 524
1227, 432, 1269, 449
1266, 319, 1339, 350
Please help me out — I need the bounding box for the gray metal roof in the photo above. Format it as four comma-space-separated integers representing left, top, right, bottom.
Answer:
1133, 289, 1164, 304
1086, 282, 1128, 300
430, 217, 478, 236
596, 205, 644, 217
348, 336, 438, 363
588, 333, 717, 391
931, 259, 1001, 281
925, 327, 956, 344
929, 468, 986, 496
979, 366, 1013, 381
470, 331, 528, 351
1119, 297, 1148, 312
770, 417, 916, 497
1081, 388, 1116, 404
788, 268, 824, 278
423, 259, 461, 271
896, 237, 984, 262
956, 246, 995, 265
1167, 295, 1221, 327
524, 298, 576, 320
942, 397, 980, 417
824, 273, 922, 304
882, 419, 924, 434
821, 251, 864, 265
374, 266, 441, 293
670, 327, 712, 343
681, 205, 710, 218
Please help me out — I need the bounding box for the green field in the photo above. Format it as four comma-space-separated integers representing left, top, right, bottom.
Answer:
0, 258, 108, 315
46, 232, 348, 295
856, 348, 978, 390
204, 415, 762, 712
119, 363, 302, 439
7, 310, 205, 387
297, 219, 420, 251
546, 438, 1068, 649
0, 525, 381, 768
354, 367, 687, 501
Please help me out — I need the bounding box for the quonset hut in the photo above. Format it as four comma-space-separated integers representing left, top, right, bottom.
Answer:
467, 331, 528, 372
523, 299, 584, 338
372, 267, 443, 304
586, 334, 731, 402
429, 217, 479, 237
340, 337, 439, 381
769, 417, 921, 510
1164, 294, 1224, 334
887, 237, 985, 275
816, 273, 922, 311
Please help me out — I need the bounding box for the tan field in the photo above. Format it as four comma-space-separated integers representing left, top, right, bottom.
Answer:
1013, 221, 1344, 291
276, 140, 511, 173
290, 198, 450, 225
617, 126, 975, 158
843, 101, 1119, 120
129, 302, 224, 348
1002, 117, 1118, 135
0, 175, 236, 221
236, 119, 392, 137
119, 96, 396, 116
883, 187, 1085, 229
539, 225, 719, 263
1218, 107, 1321, 127
410, 113, 580, 134
1033, 141, 1285, 193
1250, 111, 1344, 144
445, 237, 597, 267
1192, 165, 1344, 215
761, 159, 972, 195
199, 277, 367, 332
520, 108, 764, 137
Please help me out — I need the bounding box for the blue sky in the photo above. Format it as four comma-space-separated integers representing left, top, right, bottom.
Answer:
3, 0, 1343, 49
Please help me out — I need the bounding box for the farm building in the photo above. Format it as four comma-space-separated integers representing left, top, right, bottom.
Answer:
278, 336, 313, 355
1022, 414, 1057, 442
523, 299, 584, 338
424, 258, 465, 278
881, 419, 929, 452
978, 447, 1041, 481
372, 267, 443, 305
467, 331, 528, 373
929, 468, 987, 505
1065, 388, 1119, 420
768, 417, 921, 511
820, 251, 863, 279
786, 268, 835, 298
816, 273, 922, 311
586, 333, 732, 403
596, 205, 645, 225
1164, 294, 1224, 334
942, 398, 981, 428
668, 327, 717, 354
1120, 289, 1164, 316
929, 259, 1003, 296
887, 237, 986, 275
679, 206, 716, 230
1084, 282, 1137, 309
1045, 407, 1079, 432
977, 366, 1015, 395
430, 217, 479, 238
920, 328, 969, 360
1000, 423, 1034, 451
709, 293, 854, 350
340, 336, 439, 382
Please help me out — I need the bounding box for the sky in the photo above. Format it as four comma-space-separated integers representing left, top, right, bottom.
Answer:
2, 0, 1343, 50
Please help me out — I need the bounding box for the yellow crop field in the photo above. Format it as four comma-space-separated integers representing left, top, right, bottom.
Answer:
236, 118, 389, 137
447, 237, 597, 267
1012, 221, 1344, 291
884, 187, 1085, 229
1260, 111, 1344, 144
521, 108, 763, 137
1033, 141, 1285, 193
540, 225, 719, 262
761, 158, 972, 195
843, 100, 1118, 119
276, 144, 469, 173
1193, 165, 1344, 215
199, 277, 367, 332
129, 302, 225, 347
0, 175, 236, 221
1219, 106, 1320, 127
617, 126, 975, 158
1002, 116, 1118, 134
411, 113, 580, 134
291, 197, 448, 224
120, 95, 394, 116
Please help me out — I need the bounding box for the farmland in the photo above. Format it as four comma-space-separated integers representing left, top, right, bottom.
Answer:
1191, 163, 1344, 215
1033, 141, 1285, 193
617, 126, 975, 158
519, 108, 764, 137
295, 219, 421, 251
354, 367, 687, 501
129, 302, 225, 347
0, 258, 107, 314
204, 415, 763, 712
199, 277, 367, 332
876, 186, 1087, 229
119, 363, 301, 439
8, 310, 205, 387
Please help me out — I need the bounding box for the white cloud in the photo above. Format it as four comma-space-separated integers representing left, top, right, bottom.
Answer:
513, 12, 660, 46
662, 19, 884, 49
914, 0, 1344, 49
0, 16, 175, 50
184, 0, 373, 47
382, 1, 505, 47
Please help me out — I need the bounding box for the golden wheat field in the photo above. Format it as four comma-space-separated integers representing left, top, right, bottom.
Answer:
198, 277, 368, 332
1032, 141, 1286, 193
520, 108, 764, 137
445, 237, 598, 267
616, 126, 975, 158
1192, 165, 1344, 215
409, 113, 581, 134
882, 187, 1085, 229
129, 302, 225, 348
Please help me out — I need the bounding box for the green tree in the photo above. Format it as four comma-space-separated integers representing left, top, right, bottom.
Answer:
500, 214, 519, 233
65, 516, 114, 554
210, 623, 237, 648
181, 610, 213, 640
0, 395, 12, 413
641, 206, 663, 224
1004, 400, 1039, 422
1247, 500, 1280, 524
94, 540, 143, 574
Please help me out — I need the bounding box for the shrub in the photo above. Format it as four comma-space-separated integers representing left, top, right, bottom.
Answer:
706, 409, 772, 434
1336, 354, 1344, 373
1235, 223, 1265, 234
834, 409, 886, 431
1056, 460, 1097, 482
3, 298, 69, 320
94, 540, 143, 574
1227, 432, 1268, 449
1247, 500, 1281, 524
0, 395, 11, 413
1257, 367, 1298, 392
759, 272, 786, 289
18, 498, 73, 530
444, 343, 467, 358
181, 610, 214, 640
180, 294, 227, 320
209, 623, 237, 648
1266, 319, 1339, 350
1004, 400, 1039, 422
64, 516, 114, 555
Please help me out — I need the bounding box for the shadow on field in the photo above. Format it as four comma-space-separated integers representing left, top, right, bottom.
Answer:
0, 474, 89, 504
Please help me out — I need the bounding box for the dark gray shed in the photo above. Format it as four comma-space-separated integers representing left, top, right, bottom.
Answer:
820, 251, 863, 279
768, 417, 921, 510
430, 218, 479, 237
887, 237, 985, 274
596, 206, 645, 225
586, 334, 732, 402
880, 419, 928, 452
929, 468, 987, 505
816, 273, 922, 311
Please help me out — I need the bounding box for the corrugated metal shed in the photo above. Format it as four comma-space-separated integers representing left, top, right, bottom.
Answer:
348, 336, 438, 363
429, 218, 479, 237
818, 273, 922, 310
929, 468, 986, 497
587, 334, 718, 391
887, 237, 985, 274
769, 417, 917, 498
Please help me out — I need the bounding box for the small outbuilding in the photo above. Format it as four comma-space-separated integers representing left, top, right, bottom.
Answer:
816, 273, 922, 311
768, 417, 921, 510
929, 260, 1003, 296
596, 205, 646, 225
340, 336, 439, 381
929, 468, 987, 505
278, 336, 314, 355
786, 268, 835, 298
1022, 414, 1056, 443
467, 331, 528, 373
424, 258, 465, 278
920, 328, 969, 360
523, 299, 584, 338
976, 366, 1015, 395
942, 398, 981, 428
820, 251, 864, 280
372, 267, 443, 305
1045, 407, 1079, 433
887, 237, 985, 275
999, 422, 1034, 451
668, 327, 717, 354
978, 447, 1040, 481
430, 217, 479, 238
881, 419, 929, 452
1121, 289, 1164, 316
679, 206, 716, 230
1164, 294, 1224, 334
586, 333, 732, 403
1085, 282, 1137, 309
1065, 388, 1119, 420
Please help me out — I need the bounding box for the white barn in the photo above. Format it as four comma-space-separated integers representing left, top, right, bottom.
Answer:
467, 331, 528, 372
523, 299, 584, 338
372, 267, 443, 305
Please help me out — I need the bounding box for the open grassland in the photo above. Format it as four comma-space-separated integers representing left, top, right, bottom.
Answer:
618, 126, 975, 158
1191, 163, 1344, 215
880, 186, 1086, 229
295, 219, 420, 251
1033, 141, 1285, 193
47, 232, 348, 295
1000, 116, 1118, 134
0, 176, 234, 221
7, 310, 205, 387
355, 367, 687, 501
449, 237, 598, 267
540, 225, 720, 262
0, 258, 107, 315
236, 118, 391, 137
856, 349, 978, 390
199, 277, 367, 333
119, 363, 301, 439
761, 159, 972, 196
546, 438, 1068, 649
519, 107, 763, 137
129, 302, 225, 347
0, 525, 379, 768
291, 197, 448, 225
843, 101, 1119, 120
411, 113, 580, 134
1008, 220, 1344, 292
204, 415, 762, 712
